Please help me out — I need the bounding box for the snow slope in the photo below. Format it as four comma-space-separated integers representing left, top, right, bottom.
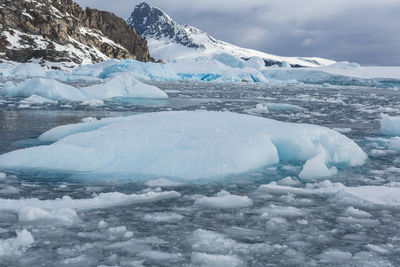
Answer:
128, 3, 336, 67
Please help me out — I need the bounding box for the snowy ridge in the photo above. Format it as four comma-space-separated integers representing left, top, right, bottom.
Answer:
128, 2, 336, 67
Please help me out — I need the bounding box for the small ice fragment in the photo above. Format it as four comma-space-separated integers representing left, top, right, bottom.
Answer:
194, 190, 253, 209
0, 172, 6, 179
0, 229, 34, 256
299, 146, 338, 180
143, 212, 184, 223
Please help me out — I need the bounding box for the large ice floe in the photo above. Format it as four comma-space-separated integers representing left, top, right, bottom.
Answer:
0, 111, 367, 180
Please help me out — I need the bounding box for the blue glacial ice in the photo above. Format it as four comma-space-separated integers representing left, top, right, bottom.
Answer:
0, 111, 367, 180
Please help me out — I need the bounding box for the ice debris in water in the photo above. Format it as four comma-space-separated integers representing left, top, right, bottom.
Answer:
194, 190, 253, 209
0, 111, 367, 180
0, 172, 6, 179
0, 229, 34, 256
258, 181, 400, 207
143, 212, 184, 223
381, 115, 400, 136
0, 191, 180, 224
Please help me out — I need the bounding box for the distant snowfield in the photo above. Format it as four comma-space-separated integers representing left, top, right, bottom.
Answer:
0, 111, 367, 180
317, 65, 400, 79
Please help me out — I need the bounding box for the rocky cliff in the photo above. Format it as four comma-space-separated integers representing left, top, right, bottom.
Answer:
0, 0, 153, 68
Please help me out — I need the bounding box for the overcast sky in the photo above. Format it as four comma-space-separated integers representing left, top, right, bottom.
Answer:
75, 0, 400, 66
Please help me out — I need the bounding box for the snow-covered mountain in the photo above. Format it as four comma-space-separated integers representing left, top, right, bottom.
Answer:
128, 2, 335, 67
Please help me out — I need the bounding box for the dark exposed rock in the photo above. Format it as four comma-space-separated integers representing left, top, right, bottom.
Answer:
0, 0, 153, 67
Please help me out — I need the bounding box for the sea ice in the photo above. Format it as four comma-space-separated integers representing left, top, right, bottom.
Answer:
18, 207, 80, 225
380, 116, 400, 136
143, 212, 184, 223
319, 250, 353, 263
0, 191, 181, 223
0, 111, 367, 179
191, 252, 244, 267
0, 229, 34, 256
194, 190, 253, 209
259, 181, 400, 207
0, 172, 6, 179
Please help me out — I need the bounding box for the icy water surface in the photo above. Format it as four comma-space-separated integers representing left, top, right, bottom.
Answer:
0, 81, 400, 266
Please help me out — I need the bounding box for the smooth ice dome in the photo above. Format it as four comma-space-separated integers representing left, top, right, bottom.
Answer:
80, 72, 168, 99
381, 116, 400, 136
0, 111, 367, 180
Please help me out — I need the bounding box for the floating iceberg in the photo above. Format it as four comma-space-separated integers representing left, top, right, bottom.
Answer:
80, 73, 168, 99
1, 74, 167, 101
0, 111, 367, 180
1, 78, 86, 101
380, 116, 400, 136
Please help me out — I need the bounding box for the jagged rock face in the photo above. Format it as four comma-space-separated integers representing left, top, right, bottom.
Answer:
128, 2, 218, 49
0, 0, 152, 67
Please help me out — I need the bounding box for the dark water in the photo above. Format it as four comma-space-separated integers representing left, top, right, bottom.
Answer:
0, 81, 399, 266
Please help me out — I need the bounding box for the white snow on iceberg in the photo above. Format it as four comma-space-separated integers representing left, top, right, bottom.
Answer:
0, 111, 367, 180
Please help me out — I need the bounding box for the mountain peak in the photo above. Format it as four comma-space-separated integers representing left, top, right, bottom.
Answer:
127, 2, 335, 67
128, 2, 217, 49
